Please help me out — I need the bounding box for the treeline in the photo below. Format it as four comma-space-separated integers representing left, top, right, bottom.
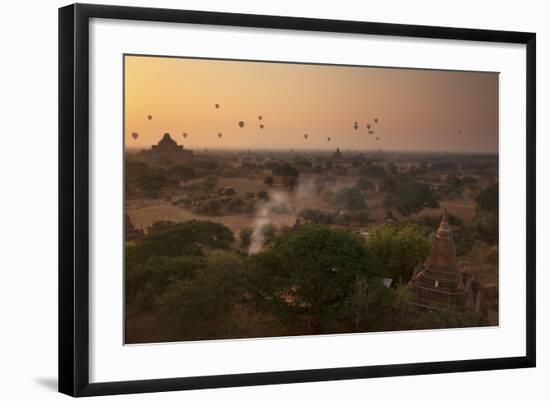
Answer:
125, 220, 487, 343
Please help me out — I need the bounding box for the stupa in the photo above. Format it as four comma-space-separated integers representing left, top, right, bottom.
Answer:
410, 209, 464, 309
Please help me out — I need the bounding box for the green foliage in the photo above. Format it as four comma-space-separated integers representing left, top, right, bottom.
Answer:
272, 163, 299, 178
197, 198, 222, 215
136, 174, 169, 192
283, 176, 298, 191
248, 225, 384, 332
359, 164, 388, 180
299, 208, 335, 224
346, 277, 393, 331
135, 220, 234, 259
356, 177, 374, 192
171, 164, 196, 179
261, 223, 277, 244
332, 187, 367, 211
257, 190, 269, 200
463, 210, 498, 247
388, 180, 439, 217
126, 255, 205, 299
446, 173, 463, 188
365, 224, 430, 283
159, 251, 247, 339
240, 227, 253, 248
475, 183, 498, 212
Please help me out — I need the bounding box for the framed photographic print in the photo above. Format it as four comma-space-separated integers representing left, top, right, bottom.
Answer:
58, 3, 536, 397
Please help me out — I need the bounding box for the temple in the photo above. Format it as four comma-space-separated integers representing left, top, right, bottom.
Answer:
140, 133, 193, 161
410, 209, 464, 309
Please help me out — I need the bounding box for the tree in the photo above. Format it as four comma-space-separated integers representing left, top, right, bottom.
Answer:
359, 164, 388, 180
475, 183, 498, 212
137, 173, 169, 192
248, 225, 384, 333
126, 255, 205, 301
272, 163, 299, 179
346, 277, 393, 331
356, 178, 374, 192
171, 164, 196, 180
261, 223, 277, 244
365, 224, 431, 283
389, 180, 439, 217
257, 190, 269, 200
264, 176, 275, 187
331, 187, 367, 211
159, 251, 247, 340
134, 220, 235, 258
283, 176, 298, 191
197, 198, 222, 215
240, 227, 253, 248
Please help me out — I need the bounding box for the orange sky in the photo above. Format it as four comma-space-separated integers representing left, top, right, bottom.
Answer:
124, 55, 498, 152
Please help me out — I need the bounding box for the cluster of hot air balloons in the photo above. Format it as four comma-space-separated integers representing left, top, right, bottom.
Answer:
131, 105, 384, 148
343, 117, 382, 144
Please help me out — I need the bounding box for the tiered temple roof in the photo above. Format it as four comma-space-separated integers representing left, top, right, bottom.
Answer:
140, 133, 193, 161
410, 209, 464, 309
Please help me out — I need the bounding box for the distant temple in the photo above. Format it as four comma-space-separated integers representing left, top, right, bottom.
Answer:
410, 209, 464, 309
140, 133, 193, 161
332, 147, 342, 159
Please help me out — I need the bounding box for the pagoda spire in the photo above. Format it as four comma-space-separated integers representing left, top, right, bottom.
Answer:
437, 208, 452, 238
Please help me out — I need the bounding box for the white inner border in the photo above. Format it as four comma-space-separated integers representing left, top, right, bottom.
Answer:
89, 18, 526, 383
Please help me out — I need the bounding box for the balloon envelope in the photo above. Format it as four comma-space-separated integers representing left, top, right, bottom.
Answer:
147, 115, 152, 120
238, 121, 245, 128
218, 133, 223, 138
131, 132, 139, 140
182, 132, 188, 138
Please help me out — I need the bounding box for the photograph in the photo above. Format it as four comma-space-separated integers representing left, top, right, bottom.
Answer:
123, 54, 499, 344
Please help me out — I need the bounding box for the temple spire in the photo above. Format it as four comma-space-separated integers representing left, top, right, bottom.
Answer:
437, 208, 451, 238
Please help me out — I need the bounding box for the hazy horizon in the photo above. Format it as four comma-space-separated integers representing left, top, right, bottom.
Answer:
124, 55, 499, 153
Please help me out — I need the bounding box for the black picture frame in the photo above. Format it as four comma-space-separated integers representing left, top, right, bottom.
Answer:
59, 3, 536, 397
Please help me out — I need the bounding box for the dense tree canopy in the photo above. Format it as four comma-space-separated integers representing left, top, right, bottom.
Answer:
365, 224, 431, 283
388, 180, 439, 217
331, 187, 367, 211
248, 225, 384, 332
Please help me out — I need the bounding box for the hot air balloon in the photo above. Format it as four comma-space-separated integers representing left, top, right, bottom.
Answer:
131, 132, 139, 140
215, 104, 220, 109
376, 137, 380, 141
368, 130, 374, 135
238, 121, 245, 128
354, 121, 358, 130
218, 132, 223, 138
304, 134, 308, 139
147, 115, 152, 120
367, 124, 371, 129
182, 132, 188, 138
374, 118, 379, 123
458, 130, 462, 134
259, 124, 264, 129
258, 115, 263, 120
327, 137, 331, 141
